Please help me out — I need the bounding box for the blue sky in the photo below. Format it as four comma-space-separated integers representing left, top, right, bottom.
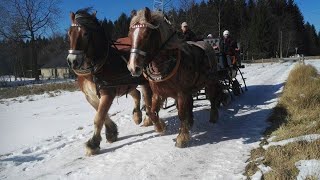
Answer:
296, 0, 320, 32
58, 0, 154, 32
58, 0, 320, 33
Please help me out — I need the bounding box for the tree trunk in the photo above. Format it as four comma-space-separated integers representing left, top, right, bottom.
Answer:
31, 32, 39, 81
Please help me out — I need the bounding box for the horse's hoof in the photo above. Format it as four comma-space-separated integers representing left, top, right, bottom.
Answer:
85, 145, 100, 156
142, 116, 153, 127
106, 134, 118, 143
85, 136, 101, 156
133, 111, 142, 125
154, 119, 166, 134
175, 132, 190, 148
175, 141, 189, 148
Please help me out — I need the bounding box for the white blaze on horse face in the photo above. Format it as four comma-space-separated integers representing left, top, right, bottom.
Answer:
132, 27, 141, 50
128, 27, 143, 76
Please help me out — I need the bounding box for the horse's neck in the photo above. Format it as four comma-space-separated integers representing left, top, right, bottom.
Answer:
150, 50, 176, 73
162, 33, 184, 51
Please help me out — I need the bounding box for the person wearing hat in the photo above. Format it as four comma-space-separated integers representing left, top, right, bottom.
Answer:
180, 22, 196, 41
219, 30, 238, 68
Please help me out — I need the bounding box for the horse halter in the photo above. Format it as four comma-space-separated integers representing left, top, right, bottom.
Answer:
68, 21, 108, 75
130, 24, 150, 58
68, 23, 85, 56
130, 23, 176, 63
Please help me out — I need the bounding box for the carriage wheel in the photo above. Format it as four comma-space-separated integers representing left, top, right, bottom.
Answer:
232, 79, 241, 96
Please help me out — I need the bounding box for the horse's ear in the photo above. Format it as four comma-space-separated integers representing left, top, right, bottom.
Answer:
92, 11, 97, 17
130, 10, 137, 18
144, 7, 151, 22
70, 12, 75, 22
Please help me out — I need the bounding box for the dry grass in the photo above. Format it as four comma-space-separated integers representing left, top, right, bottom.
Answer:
0, 81, 79, 99
245, 64, 320, 179
273, 64, 320, 140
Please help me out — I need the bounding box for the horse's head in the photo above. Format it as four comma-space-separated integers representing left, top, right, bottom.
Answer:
67, 8, 108, 74
127, 7, 177, 76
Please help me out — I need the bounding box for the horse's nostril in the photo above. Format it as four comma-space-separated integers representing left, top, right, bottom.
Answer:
67, 59, 72, 67
135, 67, 141, 73
73, 60, 78, 67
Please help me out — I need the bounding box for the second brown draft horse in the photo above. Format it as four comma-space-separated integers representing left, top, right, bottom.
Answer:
67, 8, 153, 156
127, 8, 223, 148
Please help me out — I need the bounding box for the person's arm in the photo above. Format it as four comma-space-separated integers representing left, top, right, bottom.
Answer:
191, 31, 197, 41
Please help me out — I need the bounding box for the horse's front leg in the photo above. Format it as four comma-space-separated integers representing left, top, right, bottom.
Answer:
149, 93, 166, 133
175, 93, 193, 148
129, 88, 142, 125
86, 94, 114, 156
140, 84, 153, 126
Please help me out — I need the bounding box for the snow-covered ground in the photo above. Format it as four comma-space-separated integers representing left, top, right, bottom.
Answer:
0, 60, 319, 180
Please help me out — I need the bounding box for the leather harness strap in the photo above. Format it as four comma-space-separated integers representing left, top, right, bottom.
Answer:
143, 49, 181, 82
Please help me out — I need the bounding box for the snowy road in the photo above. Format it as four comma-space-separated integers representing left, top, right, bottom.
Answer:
0, 61, 318, 180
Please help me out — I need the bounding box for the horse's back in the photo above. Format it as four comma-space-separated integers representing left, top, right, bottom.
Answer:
184, 41, 217, 71
186, 41, 215, 55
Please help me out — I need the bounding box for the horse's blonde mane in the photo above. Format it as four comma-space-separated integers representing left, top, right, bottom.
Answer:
130, 9, 184, 50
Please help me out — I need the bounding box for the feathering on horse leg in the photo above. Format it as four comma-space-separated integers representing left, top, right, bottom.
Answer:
140, 85, 154, 127
86, 94, 114, 156
129, 88, 142, 125
150, 94, 166, 134
104, 114, 118, 143
175, 94, 192, 148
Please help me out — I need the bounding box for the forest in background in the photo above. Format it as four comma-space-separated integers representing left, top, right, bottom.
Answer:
0, 0, 319, 79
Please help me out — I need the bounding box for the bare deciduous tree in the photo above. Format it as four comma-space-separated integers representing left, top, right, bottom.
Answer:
179, 0, 198, 28
0, 0, 61, 80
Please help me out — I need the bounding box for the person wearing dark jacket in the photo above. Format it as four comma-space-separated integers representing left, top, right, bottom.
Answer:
219, 30, 238, 67
180, 22, 196, 41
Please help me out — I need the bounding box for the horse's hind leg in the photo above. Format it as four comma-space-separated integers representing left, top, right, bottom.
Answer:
86, 94, 115, 156
141, 84, 153, 126
129, 88, 142, 125
175, 93, 193, 148
205, 80, 221, 123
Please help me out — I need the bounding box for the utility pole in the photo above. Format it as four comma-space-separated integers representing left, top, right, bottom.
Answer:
153, 0, 172, 13
153, 0, 164, 12
280, 30, 283, 58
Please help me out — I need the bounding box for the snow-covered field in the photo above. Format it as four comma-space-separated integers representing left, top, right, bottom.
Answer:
0, 60, 319, 180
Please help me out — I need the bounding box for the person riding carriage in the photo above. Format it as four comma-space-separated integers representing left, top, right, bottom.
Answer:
180, 22, 197, 41
219, 30, 241, 68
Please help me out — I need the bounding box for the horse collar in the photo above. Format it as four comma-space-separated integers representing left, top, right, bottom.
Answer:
143, 49, 181, 82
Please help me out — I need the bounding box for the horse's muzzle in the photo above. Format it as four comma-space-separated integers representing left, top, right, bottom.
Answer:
67, 54, 83, 69
127, 54, 143, 77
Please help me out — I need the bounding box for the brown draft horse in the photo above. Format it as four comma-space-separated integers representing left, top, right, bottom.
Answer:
127, 8, 223, 148
67, 8, 153, 156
